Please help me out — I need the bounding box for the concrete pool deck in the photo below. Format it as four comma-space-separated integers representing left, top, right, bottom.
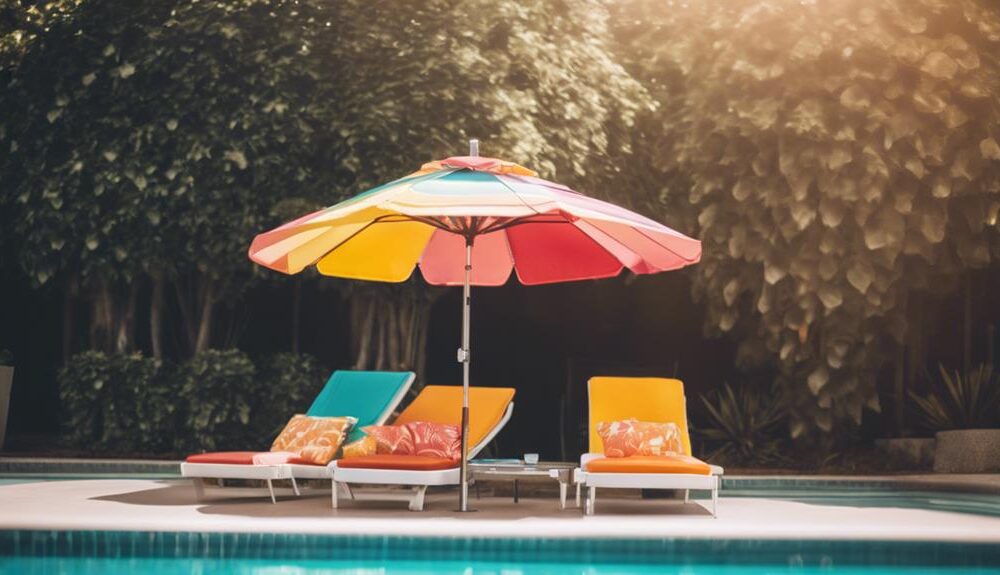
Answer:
1, 478, 999, 543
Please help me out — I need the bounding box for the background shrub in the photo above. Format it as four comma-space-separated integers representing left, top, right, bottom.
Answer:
58, 352, 167, 453
175, 349, 257, 453
696, 381, 788, 467
58, 350, 330, 455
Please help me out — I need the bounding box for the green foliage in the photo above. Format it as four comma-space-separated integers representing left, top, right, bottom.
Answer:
0, 0, 648, 359
58, 351, 172, 452
254, 352, 328, 443
56, 349, 330, 455
910, 363, 1000, 431
175, 349, 256, 453
614, 0, 1000, 438
697, 381, 788, 466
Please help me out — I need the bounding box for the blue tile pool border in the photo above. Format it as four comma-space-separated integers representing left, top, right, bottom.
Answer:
2, 530, 999, 568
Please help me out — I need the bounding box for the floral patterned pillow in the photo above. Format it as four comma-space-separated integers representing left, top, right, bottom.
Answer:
405, 421, 461, 460
362, 424, 415, 455
342, 435, 377, 458
596, 419, 683, 458
270, 414, 356, 465
359, 422, 461, 460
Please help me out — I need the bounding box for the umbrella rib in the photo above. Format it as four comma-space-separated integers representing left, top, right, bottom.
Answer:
626, 225, 701, 264
494, 174, 545, 219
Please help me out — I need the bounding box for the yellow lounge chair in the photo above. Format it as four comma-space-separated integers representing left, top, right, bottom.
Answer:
575, 377, 723, 516
329, 385, 515, 511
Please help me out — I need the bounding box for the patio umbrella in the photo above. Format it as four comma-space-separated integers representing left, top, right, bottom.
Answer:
248, 140, 701, 511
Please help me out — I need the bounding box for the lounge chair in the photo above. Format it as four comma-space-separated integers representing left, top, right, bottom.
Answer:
329, 385, 515, 511
180, 370, 414, 503
575, 377, 723, 516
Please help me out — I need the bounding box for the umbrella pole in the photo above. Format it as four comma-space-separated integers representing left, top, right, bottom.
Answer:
458, 237, 473, 512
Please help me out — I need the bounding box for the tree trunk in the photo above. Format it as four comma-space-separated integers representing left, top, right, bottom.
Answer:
173, 278, 197, 353
90, 280, 114, 352
62, 275, 77, 363
194, 279, 215, 353
150, 274, 164, 359
114, 282, 138, 353
347, 283, 442, 383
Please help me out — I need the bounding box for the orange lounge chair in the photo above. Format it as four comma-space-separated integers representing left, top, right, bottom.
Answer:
329, 385, 515, 511
575, 377, 723, 516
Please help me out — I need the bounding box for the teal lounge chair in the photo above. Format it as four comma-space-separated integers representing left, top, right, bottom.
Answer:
181, 370, 415, 503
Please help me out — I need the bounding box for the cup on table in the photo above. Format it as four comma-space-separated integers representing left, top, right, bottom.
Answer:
524, 453, 539, 465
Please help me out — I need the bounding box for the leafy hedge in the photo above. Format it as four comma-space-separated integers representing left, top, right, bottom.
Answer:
58, 350, 328, 456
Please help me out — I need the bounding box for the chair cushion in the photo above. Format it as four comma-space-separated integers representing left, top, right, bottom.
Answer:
585, 454, 712, 475
337, 454, 459, 471
185, 451, 258, 465
588, 377, 692, 456
394, 385, 514, 449
307, 370, 413, 442
596, 419, 683, 457
270, 414, 356, 465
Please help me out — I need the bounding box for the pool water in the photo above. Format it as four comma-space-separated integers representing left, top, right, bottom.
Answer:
1, 531, 998, 575
2, 557, 998, 574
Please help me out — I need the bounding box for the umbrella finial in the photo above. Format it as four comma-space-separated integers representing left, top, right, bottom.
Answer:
469, 139, 479, 157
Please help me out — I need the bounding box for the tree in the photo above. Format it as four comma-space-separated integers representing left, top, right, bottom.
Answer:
2, 0, 650, 372
260, 0, 653, 378
614, 0, 1000, 437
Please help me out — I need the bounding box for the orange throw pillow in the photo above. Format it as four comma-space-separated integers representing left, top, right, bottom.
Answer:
342, 435, 377, 458
270, 414, 356, 465
596, 419, 683, 458
363, 425, 415, 455
406, 421, 461, 460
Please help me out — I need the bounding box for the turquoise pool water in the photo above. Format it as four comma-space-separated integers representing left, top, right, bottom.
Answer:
1, 531, 999, 574
2, 557, 998, 574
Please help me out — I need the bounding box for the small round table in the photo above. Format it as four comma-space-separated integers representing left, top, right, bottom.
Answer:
469, 460, 580, 509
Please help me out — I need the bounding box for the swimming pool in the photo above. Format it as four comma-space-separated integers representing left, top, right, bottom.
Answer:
1, 530, 999, 574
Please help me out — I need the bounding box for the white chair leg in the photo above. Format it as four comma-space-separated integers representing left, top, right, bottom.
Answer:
331, 480, 339, 509
684, 489, 689, 503
266, 479, 276, 504
711, 486, 718, 518
559, 481, 568, 510
409, 485, 427, 511
290, 477, 300, 497
575, 482, 581, 508
586, 486, 596, 516
192, 478, 206, 501
341, 482, 355, 500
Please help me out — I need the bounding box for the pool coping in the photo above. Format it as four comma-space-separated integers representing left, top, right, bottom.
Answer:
2, 457, 999, 495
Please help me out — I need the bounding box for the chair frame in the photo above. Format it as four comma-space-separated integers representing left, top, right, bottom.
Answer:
329, 402, 514, 511
575, 377, 724, 517
181, 371, 414, 503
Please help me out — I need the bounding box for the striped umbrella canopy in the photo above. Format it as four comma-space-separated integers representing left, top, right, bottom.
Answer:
249, 143, 701, 512
250, 155, 701, 284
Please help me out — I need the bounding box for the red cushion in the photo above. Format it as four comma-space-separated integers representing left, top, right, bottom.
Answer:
337, 454, 459, 471
185, 451, 260, 465
287, 456, 324, 466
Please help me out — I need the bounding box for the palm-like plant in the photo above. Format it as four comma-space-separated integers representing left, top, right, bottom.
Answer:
909, 364, 1000, 432
698, 382, 788, 466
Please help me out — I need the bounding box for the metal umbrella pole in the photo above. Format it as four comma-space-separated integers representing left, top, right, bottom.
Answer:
457, 236, 473, 512
457, 138, 478, 512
